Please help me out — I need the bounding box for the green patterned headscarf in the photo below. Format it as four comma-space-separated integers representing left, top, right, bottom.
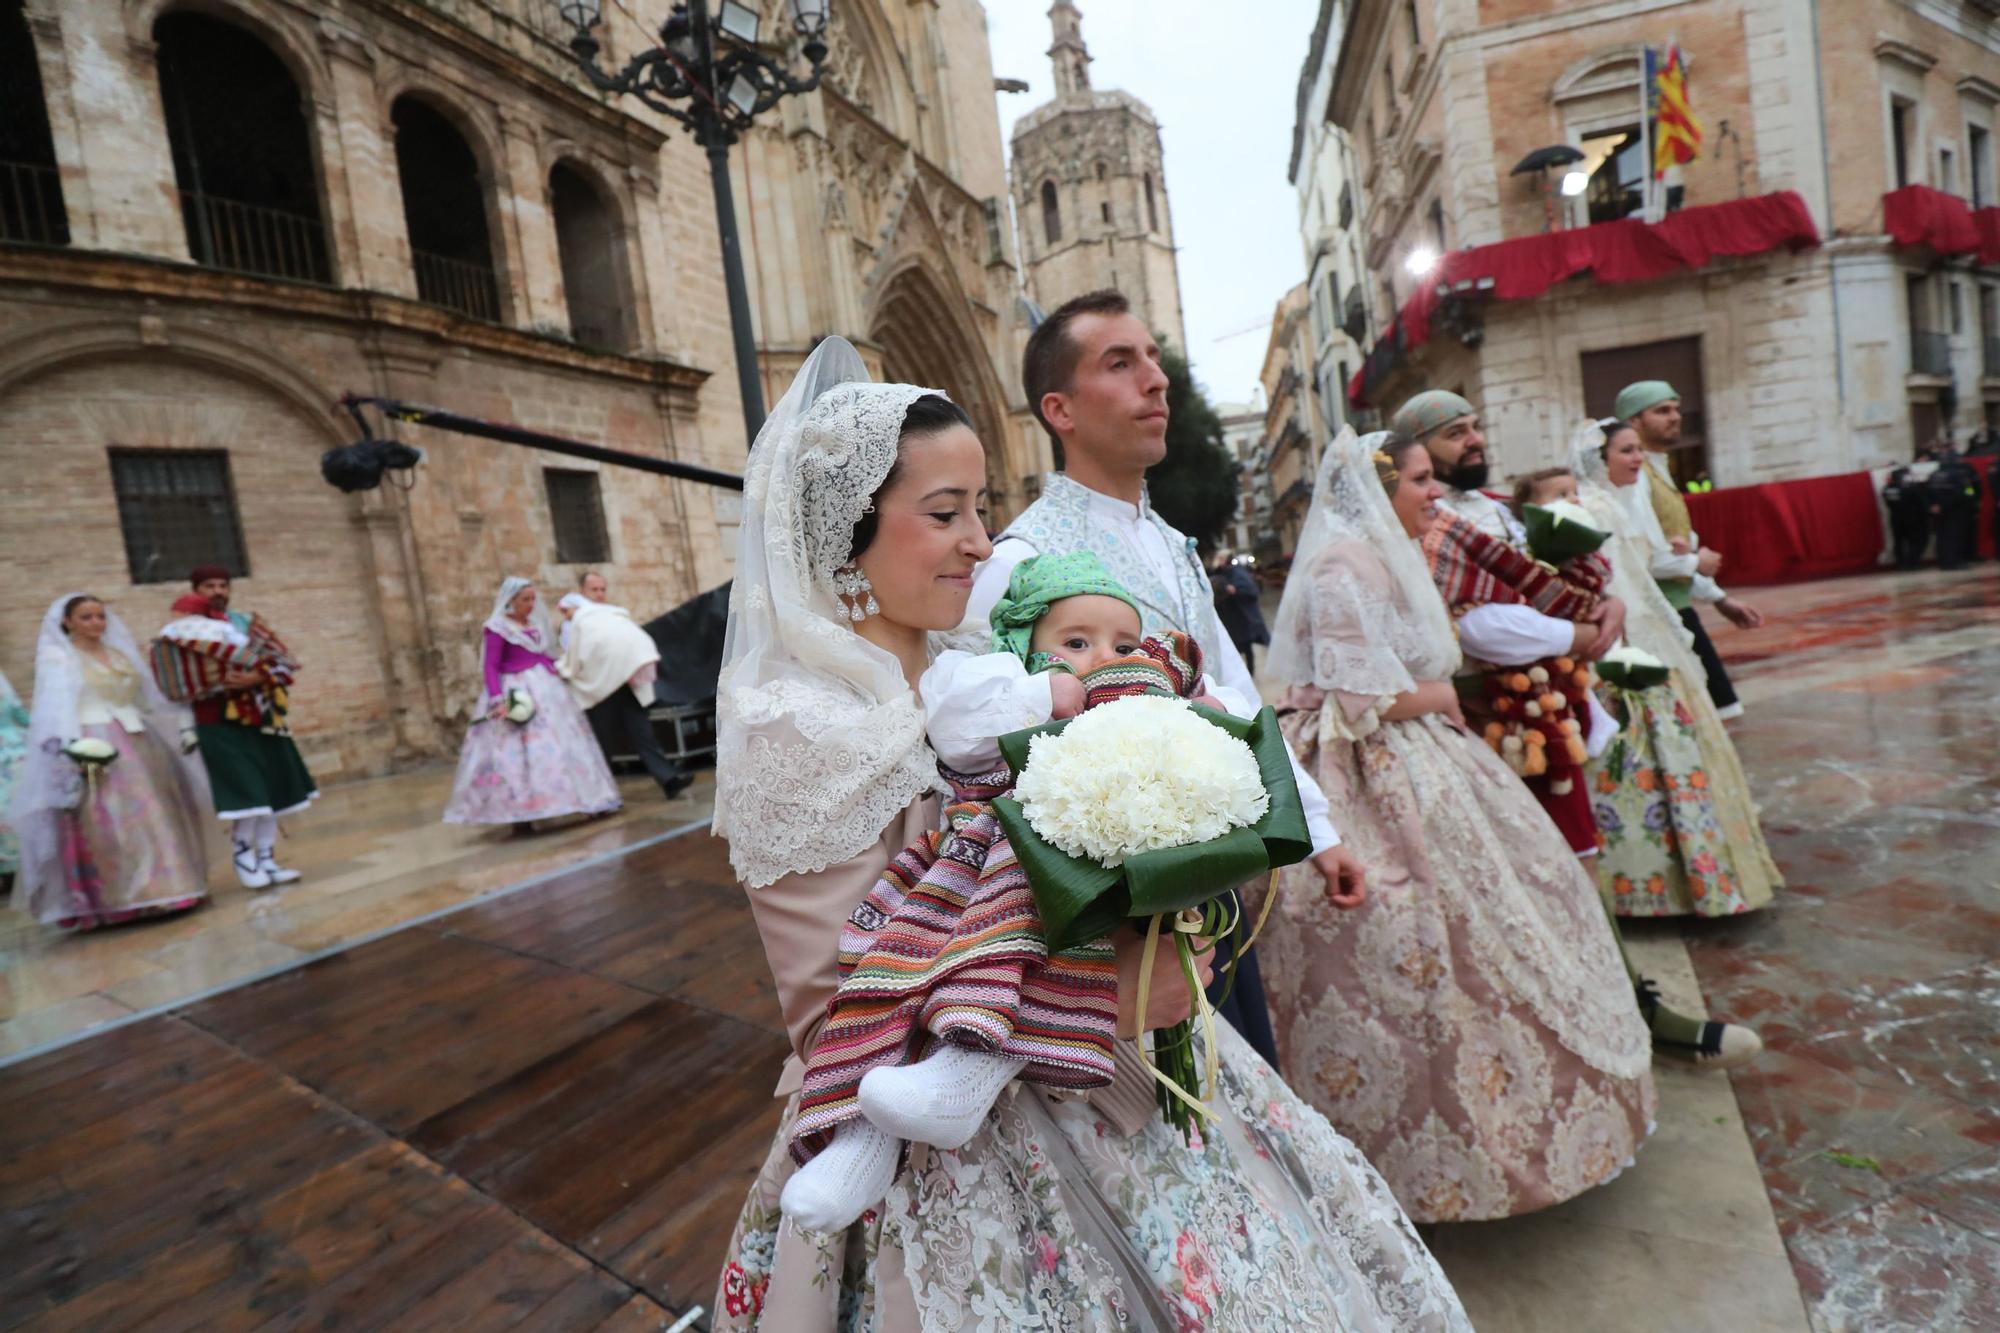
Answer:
989, 552, 1140, 661
1613, 380, 1679, 421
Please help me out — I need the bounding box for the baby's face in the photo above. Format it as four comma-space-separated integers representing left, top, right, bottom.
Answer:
1530, 474, 1579, 504
1029, 594, 1144, 676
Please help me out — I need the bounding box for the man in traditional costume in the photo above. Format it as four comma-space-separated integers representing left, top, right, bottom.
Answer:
1616, 381, 1763, 719
557, 588, 692, 799
151, 566, 317, 889
1394, 391, 1760, 1068
966, 288, 1364, 1071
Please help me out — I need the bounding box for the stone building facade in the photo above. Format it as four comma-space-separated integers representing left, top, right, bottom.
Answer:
1217, 395, 1268, 557
0, 0, 1028, 783
1256, 282, 1331, 561
1009, 1, 1187, 354
1289, 0, 1370, 439
1324, 0, 2000, 487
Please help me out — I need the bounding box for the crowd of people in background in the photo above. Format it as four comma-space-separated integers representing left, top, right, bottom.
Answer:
0, 566, 692, 933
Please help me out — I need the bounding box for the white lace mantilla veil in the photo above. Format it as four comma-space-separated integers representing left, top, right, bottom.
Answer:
712, 336, 950, 889
1565, 421, 1707, 686
482, 576, 554, 654
1266, 426, 1462, 694
10, 594, 210, 904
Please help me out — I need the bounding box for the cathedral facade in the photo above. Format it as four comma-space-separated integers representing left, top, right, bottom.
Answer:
1010, 2, 1187, 354
0, 0, 1034, 781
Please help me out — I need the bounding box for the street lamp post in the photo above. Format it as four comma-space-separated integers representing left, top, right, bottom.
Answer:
556, 0, 831, 442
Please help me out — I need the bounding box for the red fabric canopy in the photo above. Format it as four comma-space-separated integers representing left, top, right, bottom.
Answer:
1881, 184, 1998, 261
1349, 191, 1822, 408
1685, 471, 1885, 586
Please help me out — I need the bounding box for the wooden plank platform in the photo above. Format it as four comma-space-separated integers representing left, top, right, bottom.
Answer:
0, 832, 782, 1330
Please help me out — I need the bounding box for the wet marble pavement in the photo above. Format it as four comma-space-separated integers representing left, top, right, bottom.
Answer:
1676, 567, 2000, 1332
0, 764, 715, 1062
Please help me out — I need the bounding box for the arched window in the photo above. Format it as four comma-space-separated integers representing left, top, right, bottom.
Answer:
156, 12, 329, 282
1, 0, 68, 245
1144, 173, 1159, 232
550, 162, 629, 352
1095, 161, 1108, 181
1041, 179, 1061, 245
392, 97, 499, 321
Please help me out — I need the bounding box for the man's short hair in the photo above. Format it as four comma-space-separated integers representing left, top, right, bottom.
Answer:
578, 570, 601, 587
1023, 289, 1131, 447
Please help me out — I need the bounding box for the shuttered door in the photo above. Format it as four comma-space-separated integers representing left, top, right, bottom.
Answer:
1580, 336, 1709, 488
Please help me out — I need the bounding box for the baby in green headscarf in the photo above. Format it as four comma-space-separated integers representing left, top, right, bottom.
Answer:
920, 550, 1218, 772
779, 552, 1222, 1234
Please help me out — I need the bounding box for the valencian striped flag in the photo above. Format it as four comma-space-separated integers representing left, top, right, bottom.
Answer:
1649, 43, 1703, 179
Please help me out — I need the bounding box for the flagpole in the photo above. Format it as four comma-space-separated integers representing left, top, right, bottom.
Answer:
1640, 44, 1657, 223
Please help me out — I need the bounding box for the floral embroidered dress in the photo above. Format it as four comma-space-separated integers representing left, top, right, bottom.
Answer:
443, 585, 621, 827
710, 343, 1470, 1333
1568, 447, 1782, 918
0, 669, 28, 878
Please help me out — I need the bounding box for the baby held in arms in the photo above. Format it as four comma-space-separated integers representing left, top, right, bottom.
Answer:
779, 553, 1225, 1232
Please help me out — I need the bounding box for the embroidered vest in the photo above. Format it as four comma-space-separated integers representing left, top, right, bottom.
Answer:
1644, 457, 1695, 608
1001, 474, 1213, 639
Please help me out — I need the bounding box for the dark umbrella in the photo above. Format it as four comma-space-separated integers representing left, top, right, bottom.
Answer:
1510, 144, 1586, 176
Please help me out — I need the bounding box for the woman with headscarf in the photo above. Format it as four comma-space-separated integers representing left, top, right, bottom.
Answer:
1255, 428, 1654, 1223
0, 667, 28, 889
442, 577, 620, 828
1567, 420, 1782, 918
709, 337, 1469, 1332
10, 594, 213, 930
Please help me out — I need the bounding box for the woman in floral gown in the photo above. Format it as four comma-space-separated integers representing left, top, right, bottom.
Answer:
1568, 420, 1782, 917
1257, 428, 1655, 1224
709, 339, 1469, 1330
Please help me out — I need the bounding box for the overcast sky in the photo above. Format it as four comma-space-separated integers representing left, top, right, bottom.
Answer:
984, 0, 1322, 410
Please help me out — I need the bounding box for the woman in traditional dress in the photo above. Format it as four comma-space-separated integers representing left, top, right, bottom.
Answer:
1569, 420, 1783, 917
10, 594, 212, 930
1257, 428, 1655, 1224
442, 577, 620, 828
0, 667, 28, 890
710, 338, 1469, 1331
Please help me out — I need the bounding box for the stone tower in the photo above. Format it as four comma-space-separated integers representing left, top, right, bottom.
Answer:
1011, 2, 1187, 353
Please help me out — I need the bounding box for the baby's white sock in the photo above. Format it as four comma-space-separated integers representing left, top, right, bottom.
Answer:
857, 1044, 1027, 1150
778, 1120, 900, 1234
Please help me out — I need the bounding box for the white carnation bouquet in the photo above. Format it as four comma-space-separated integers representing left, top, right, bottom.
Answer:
991, 693, 1310, 1139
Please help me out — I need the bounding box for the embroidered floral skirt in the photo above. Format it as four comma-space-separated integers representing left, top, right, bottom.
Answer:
1587, 671, 1782, 918
0, 699, 26, 876
715, 1021, 1471, 1333
1262, 700, 1655, 1224
444, 667, 621, 826
15, 722, 209, 930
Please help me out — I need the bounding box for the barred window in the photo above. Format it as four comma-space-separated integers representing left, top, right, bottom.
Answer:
545, 467, 610, 564
108, 448, 249, 584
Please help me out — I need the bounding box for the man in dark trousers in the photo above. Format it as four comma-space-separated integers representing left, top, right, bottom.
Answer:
1928, 447, 1984, 570
1209, 551, 1270, 675
1884, 452, 1936, 570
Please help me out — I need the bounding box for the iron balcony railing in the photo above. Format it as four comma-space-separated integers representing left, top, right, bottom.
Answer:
412, 247, 501, 322
180, 189, 330, 284
0, 159, 69, 246
1910, 329, 1953, 376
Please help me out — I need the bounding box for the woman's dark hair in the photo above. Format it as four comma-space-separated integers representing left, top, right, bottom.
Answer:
846, 394, 975, 562
60, 594, 103, 634
1598, 417, 1636, 448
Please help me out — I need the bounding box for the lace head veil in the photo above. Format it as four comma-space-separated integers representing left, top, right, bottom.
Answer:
713, 336, 949, 888
11, 593, 209, 904
1565, 420, 1705, 683
482, 576, 553, 653
1265, 426, 1461, 695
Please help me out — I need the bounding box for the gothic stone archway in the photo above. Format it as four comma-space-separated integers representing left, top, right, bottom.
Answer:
869, 265, 1008, 513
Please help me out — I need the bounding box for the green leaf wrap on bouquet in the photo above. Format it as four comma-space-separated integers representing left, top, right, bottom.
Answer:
991, 703, 1312, 953
1597, 660, 1670, 691
1522, 502, 1611, 565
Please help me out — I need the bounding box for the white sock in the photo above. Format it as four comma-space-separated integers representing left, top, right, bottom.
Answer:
252, 815, 278, 857
778, 1120, 900, 1233
857, 1045, 1027, 1150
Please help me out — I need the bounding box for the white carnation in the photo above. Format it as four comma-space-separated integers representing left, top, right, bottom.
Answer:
1013, 695, 1269, 868
1541, 498, 1605, 532
1601, 645, 1666, 669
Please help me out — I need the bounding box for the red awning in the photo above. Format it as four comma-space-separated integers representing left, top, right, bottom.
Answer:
1349, 191, 1822, 408
1881, 183, 1991, 259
